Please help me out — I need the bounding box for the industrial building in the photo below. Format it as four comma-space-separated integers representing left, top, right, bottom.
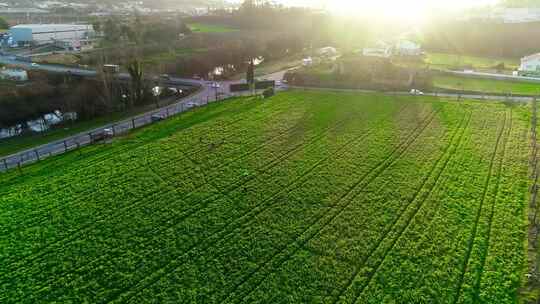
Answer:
9, 24, 94, 46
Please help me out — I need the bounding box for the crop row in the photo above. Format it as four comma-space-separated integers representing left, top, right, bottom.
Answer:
0, 95, 317, 256
0, 94, 410, 302
218, 103, 470, 304
0, 95, 357, 274
116, 102, 450, 303
349, 107, 527, 303
0, 95, 302, 203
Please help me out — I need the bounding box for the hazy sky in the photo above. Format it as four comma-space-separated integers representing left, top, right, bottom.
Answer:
274, 0, 499, 21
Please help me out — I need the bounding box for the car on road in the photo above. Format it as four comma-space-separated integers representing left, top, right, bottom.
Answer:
410, 89, 424, 96
159, 74, 171, 81
151, 114, 165, 122
31, 63, 40, 67
90, 128, 114, 142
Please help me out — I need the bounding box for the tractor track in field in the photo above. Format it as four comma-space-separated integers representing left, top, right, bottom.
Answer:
225, 109, 467, 304
408, 117, 490, 291
1, 104, 373, 290
0, 98, 261, 187
0, 98, 286, 200
0, 101, 317, 234
1, 108, 353, 276
471, 110, 512, 302
0, 99, 290, 200
0, 112, 252, 208
105, 104, 425, 304
345, 111, 473, 304
0, 107, 349, 276
216, 109, 442, 304
452, 110, 508, 304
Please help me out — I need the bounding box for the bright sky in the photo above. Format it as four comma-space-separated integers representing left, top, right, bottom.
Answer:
276, 0, 499, 22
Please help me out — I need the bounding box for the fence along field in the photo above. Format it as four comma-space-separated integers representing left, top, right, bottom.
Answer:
0, 90, 532, 303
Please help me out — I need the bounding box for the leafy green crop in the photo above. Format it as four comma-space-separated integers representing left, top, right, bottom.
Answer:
0, 91, 532, 303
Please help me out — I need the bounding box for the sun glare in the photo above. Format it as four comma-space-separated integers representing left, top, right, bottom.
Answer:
333, 0, 426, 20
310, 0, 499, 23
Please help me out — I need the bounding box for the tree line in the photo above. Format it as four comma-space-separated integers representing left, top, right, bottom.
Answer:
93, 15, 191, 45
0, 69, 186, 130
424, 19, 540, 58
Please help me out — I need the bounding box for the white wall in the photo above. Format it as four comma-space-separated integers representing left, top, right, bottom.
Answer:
520, 58, 540, 72
10, 24, 94, 45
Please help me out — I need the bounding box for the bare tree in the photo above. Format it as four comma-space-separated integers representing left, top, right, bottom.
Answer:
127, 59, 145, 107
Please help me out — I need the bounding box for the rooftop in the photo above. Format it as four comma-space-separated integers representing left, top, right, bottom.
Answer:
10, 24, 92, 30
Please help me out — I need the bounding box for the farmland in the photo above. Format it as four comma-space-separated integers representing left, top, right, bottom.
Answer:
433, 74, 540, 96
0, 90, 534, 303
426, 52, 520, 70
188, 22, 239, 33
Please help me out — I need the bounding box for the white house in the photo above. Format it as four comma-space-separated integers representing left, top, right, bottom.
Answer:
519, 53, 540, 76
395, 40, 422, 56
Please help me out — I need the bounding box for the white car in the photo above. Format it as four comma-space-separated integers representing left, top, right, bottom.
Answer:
103, 128, 114, 137
31, 63, 40, 67
410, 89, 424, 96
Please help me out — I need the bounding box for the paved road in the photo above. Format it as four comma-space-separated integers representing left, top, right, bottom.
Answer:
0, 55, 98, 77
0, 55, 280, 172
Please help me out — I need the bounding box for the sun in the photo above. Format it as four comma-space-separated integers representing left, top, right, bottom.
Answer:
325, 0, 428, 22
317, 0, 498, 23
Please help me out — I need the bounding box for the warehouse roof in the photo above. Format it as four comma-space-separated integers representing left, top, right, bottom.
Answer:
10, 24, 92, 32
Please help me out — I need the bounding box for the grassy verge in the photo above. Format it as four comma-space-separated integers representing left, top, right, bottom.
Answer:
188, 23, 238, 33
33, 53, 81, 66
426, 52, 520, 70
433, 74, 540, 95
140, 48, 207, 66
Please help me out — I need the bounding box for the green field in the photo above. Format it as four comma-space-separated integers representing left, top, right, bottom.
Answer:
0, 90, 533, 303
434, 74, 540, 95
426, 52, 520, 70
140, 47, 208, 66
188, 23, 238, 33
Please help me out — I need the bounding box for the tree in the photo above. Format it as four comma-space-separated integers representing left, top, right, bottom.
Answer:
127, 59, 145, 107
92, 20, 101, 34
103, 18, 120, 42
120, 24, 136, 43
246, 59, 255, 94
0, 17, 9, 30
246, 59, 255, 84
